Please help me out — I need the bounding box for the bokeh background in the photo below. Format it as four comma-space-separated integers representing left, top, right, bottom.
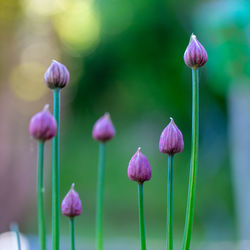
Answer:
0, 0, 250, 249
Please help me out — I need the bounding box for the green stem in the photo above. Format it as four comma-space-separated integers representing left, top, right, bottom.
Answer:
182, 68, 199, 250
96, 143, 106, 250
38, 141, 46, 250
52, 89, 60, 250
167, 155, 174, 250
138, 183, 146, 250
16, 228, 22, 250
70, 218, 75, 250
10, 223, 21, 250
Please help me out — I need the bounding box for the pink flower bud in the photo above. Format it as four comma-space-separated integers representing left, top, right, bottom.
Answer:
159, 118, 184, 155
61, 183, 82, 218
92, 113, 115, 143
128, 148, 152, 184
184, 34, 207, 69
29, 104, 57, 141
44, 60, 70, 89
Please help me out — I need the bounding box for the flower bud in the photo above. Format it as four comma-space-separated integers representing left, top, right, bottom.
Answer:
184, 34, 207, 69
92, 113, 115, 143
61, 183, 82, 218
128, 147, 152, 184
29, 104, 57, 141
44, 60, 70, 89
159, 118, 184, 155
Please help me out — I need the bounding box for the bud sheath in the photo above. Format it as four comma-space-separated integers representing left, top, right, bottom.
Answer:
29, 104, 57, 141
61, 184, 82, 218
159, 118, 184, 155
128, 147, 152, 184
92, 113, 115, 143
184, 34, 207, 69
44, 60, 70, 89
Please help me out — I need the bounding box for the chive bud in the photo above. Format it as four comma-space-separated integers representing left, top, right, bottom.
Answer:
29, 104, 57, 141
61, 183, 82, 218
159, 117, 184, 155
184, 34, 207, 69
92, 113, 115, 143
128, 147, 152, 184
44, 60, 70, 89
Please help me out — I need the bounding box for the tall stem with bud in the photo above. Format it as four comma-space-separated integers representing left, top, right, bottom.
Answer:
182, 34, 207, 250
44, 60, 70, 250
128, 148, 152, 250
92, 113, 115, 250
62, 183, 82, 250
29, 105, 57, 250
159, 118, 184, 250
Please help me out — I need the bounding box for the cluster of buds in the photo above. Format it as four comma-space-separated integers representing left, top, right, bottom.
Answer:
29, 59, 70, 140
28, 33, 207, 247
127, 118, 184, 184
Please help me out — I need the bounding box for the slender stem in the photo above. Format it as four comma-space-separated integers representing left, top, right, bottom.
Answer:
167, 155, 174, 250
38, 141, 46, 250
16, 229, 22, 250
96, 143, 106, 250
52, 89, 60, 250
70, 218, 75, 250
182, 68, 199, 250
10, 223, 21, 250
138, 183, 146, 250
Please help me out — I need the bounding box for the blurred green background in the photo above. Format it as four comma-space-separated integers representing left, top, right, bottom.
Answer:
0, 0, 250, 248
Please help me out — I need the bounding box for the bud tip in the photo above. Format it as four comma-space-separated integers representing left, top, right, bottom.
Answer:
159, 118, 184, 155
43, 104, 49, 111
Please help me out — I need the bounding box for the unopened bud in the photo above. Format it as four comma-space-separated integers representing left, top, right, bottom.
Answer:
92, 113, 115, 143
159, 118, 184, 155
44, 60, 70, 89
184, 34, 207, 69
29, 104, 57, 141
128, 147, 152, 184
61, 183, 82, 218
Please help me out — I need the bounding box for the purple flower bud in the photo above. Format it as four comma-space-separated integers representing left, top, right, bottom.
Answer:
92, 113, 115, 143
44, 60, 70, 89
128, 147, 152, 184
184, 34, 207, 69
29, 104, 57, 141
61, 183, 82, 218
159, 118, 184, 155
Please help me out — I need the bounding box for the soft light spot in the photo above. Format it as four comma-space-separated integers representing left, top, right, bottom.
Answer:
23, 0, 68, 16
53, 0, 100, 53
10, 62, 48, 102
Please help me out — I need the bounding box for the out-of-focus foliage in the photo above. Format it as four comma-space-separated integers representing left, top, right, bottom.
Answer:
194, 0, 250, 94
